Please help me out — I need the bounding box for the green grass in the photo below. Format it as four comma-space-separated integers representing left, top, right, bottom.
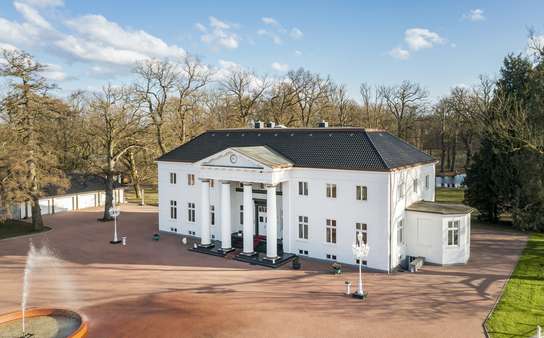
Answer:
0, 219, 50, 240
435, 187, 465, 204
125, 185, 158, 206
486, 233, 544, 338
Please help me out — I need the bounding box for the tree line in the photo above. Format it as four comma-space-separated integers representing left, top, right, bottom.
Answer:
0, 38, 542, 231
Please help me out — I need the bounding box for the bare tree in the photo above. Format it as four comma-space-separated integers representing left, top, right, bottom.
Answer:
85, 85, 146, 220
220, 69, 271, 125
331, 84, 356, 126
172, 55, 211, 144
266, 81, 300, 126
379, 81, 428, 139
0, 49, 67, 230
287, 68, 332, 127
134, 59, 177, 155
359, 83, 388, 129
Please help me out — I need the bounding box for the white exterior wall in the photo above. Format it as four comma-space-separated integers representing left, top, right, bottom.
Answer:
389, 163, 435, 268
157, 159, 462, 271
406, 211, 471, 265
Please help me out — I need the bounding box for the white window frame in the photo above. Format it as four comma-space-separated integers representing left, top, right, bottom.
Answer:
326, 219, 337, 243
355, 222, 368, 244
187, 202, 195, 222
298, 216, 309, 240
425, 175, 430, 190
170, 200, 177, 219
356, 185, 368, 201
326, 184, 337, 198
413, 178, 418, 193
398, 182, 405, 200
448, 220, 461, 247
397, 219, 404, 245
169, 172, 177, 184
187, 174, 195, 186
298, 181, 308, 196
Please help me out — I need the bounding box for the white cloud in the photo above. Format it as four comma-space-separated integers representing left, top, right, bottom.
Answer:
294, 50, 302, 56
257, 29, 282, 45
19, 0, 64, 7
194, 22, 207, 33
199, 16, 240, 50
257, 18, 303, 44
271, 62, 288, 72
404, 28, 445, 51
389, 47, 410, 60
463, 9, 485, 22
63, 15, 185, 62
41, 63, 66, 81
290, 27, 303, 39
14, 1, 52, 30
261, 17, 280, 27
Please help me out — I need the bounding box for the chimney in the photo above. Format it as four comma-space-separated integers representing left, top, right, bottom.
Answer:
254, 121, 264, 128
318, 120, 329, 128
265, 121, 276, 128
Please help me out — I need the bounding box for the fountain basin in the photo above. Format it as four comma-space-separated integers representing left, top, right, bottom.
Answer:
0, 308, 88, 338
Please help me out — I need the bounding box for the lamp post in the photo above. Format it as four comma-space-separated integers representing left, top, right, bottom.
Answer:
109, 207, 122, 244
352, 232, 369, 299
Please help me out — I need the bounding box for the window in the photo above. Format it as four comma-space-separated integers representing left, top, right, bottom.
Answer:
326, 219, 337, 243
326, 184, 337, 198
397, 219, 404, 245
298, 249, 309, 256
239, 205, 244, 224
326, 254, 337, 260
210, 205, 215, 225
298, 216, 309, 239
425, 175, 430, 190
298, 181, 308, 196
187, 202, 195, 222
355, 222, 368, 244
448, 220, 460, 246
356, 185, 368, 201
169, 172, 177, 184
398, 182, 405, 199
413, 179, 418, 193
187, 174, 195, 186
170, 200, 177, 219
356, 259, 368, 266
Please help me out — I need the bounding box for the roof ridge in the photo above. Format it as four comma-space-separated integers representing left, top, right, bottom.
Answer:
364, 130, 389, 169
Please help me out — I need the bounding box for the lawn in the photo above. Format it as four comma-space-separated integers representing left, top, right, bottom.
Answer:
486, 233, 544, 338
0, 219, 50, 240
435, 187, 465, 204
125, 185, 158, 206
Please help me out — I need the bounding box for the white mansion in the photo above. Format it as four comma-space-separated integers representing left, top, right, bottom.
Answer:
157, 124, 473, 271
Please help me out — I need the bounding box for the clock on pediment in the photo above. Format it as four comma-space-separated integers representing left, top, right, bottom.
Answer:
229, 154, 238, 164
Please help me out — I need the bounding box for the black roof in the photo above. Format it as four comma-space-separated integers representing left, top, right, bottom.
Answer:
43, 174, 123, 197
157, 128, 434, 171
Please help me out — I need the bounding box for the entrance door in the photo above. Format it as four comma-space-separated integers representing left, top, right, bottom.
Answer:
257, 205, 267, 236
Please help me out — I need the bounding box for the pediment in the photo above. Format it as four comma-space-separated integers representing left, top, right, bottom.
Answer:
198, 149, 267, 169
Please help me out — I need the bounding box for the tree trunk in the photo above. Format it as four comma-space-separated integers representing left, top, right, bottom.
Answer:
127, 150, 141, 200
31, 196, 44, 231
440, 133, 446, 173
102, 169, 115, 221
450, 133, 458, 171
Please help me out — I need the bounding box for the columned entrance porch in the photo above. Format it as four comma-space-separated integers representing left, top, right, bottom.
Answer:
190, 146, 295, 267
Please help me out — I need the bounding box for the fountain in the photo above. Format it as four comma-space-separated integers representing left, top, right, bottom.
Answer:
0, 242, 88, 338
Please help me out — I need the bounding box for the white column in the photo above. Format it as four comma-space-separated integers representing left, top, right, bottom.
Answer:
242, 183, 254, 254
220, 181, 232, 250
266, 184, 278, 259
199, 179, 212, 247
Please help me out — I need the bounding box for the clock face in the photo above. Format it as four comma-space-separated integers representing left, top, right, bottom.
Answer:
229, 154, 238, 164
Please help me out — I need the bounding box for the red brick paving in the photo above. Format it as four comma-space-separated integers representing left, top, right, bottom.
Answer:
0, 205, 528, 338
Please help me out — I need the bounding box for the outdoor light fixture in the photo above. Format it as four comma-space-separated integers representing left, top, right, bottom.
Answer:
109, 207, 122, 244
352, 232, 369, 299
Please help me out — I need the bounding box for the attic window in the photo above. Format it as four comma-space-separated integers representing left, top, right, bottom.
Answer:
290, 133, 294, 136
211, 133, 215, 136
226, 133, 230, 136
350, 133, 354, 137
257, 133, 261, 136
309, 133, 313, 136
241, 133, 245, 136
274, 133, 278, 136
329, 133, 332, 137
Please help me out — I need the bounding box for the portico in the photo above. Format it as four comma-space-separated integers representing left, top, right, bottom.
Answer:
193, 146, 294, 264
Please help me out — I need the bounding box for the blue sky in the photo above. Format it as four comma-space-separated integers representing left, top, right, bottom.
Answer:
0, 0, 542, 100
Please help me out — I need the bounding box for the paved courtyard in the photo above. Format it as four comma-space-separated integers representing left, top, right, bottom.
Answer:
0, 204, 528, 338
